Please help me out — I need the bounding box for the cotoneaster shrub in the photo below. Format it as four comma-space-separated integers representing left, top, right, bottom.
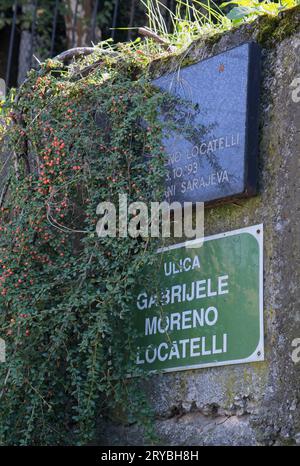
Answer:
0, 45, 167, 445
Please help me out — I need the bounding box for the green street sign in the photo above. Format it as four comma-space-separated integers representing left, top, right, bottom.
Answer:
133, 224, 264, 373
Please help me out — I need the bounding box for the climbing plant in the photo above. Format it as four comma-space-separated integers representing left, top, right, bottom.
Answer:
0, 43, 168, 445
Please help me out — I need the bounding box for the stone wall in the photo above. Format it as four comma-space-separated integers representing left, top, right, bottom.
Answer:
98, 7, 300, 446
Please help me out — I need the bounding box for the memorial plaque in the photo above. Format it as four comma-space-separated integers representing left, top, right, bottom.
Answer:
133, 225, 264, 373
153, 42, 261, 205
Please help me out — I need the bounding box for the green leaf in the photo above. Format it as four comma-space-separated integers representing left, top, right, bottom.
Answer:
227, 6, 259, 20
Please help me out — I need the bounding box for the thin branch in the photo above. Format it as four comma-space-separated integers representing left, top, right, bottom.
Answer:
71, 58, 104, 79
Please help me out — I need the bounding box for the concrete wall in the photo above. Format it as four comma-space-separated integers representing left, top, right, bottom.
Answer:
99, 8, 300, 446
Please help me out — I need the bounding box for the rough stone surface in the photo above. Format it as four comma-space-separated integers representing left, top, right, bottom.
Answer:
98, 8, 300, 446
153, 42, 260, 204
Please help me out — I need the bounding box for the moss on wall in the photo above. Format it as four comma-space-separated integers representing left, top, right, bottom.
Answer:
256, 7, 300, 45
150, 5, 300, 78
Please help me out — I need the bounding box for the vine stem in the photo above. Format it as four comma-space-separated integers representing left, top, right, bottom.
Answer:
54, 47, 96, 62
138, 26, 176, 52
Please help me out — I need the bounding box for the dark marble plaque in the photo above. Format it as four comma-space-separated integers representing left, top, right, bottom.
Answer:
152, 42, 261, 205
